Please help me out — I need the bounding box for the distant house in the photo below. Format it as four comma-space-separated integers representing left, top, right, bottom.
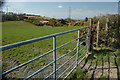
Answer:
40, 21, 49, 23
24, 15, 38, 19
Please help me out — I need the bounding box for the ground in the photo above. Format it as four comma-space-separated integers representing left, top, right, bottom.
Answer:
76, 48, 120, 79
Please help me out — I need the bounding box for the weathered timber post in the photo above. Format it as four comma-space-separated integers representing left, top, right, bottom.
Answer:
88, 18, 94, 52
106, 17, 109, 47
96, 20, 100, 48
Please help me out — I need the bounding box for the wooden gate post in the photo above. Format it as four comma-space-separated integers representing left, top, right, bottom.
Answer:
88, 18, 93, 52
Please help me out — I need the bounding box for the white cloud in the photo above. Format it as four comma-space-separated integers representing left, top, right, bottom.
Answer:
57, 6, 63, 8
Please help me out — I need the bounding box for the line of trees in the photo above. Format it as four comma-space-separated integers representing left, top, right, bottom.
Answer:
24, 17, 87, 27
2, 12, 25, 22
24, 18, 69, 26
2, 11, 89, 27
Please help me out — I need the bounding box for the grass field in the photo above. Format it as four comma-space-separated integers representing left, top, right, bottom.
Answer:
2, 21, 82, 45
2, 21, 87, 78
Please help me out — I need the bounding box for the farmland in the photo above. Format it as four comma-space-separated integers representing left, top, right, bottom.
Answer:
1, 1, 119, 79
2, 21, 119, 79
2, 21, 86, 78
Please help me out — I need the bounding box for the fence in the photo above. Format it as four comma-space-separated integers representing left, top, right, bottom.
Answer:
1, 26, 91, 79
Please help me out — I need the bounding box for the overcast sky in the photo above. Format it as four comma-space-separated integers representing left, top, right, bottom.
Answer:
2, 0, 118, 19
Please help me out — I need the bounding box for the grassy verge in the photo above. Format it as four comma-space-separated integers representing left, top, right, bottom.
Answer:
66, 68, 88, 80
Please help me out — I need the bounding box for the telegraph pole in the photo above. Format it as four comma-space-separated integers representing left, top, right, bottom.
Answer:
5, 5, 10, 14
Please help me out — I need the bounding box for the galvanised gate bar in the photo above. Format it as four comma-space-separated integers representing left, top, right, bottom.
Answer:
1, 26, 91, 80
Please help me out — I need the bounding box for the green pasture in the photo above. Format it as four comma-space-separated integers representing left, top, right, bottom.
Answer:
2, 21, 87, 75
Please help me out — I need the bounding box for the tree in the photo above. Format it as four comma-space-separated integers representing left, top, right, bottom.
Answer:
85, 17, 88, 22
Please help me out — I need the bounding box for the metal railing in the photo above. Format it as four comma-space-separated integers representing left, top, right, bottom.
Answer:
1, 26, 91, 79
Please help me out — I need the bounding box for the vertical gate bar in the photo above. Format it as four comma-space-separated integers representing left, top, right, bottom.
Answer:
87, 19, 91, 53
53, 36, 56, 80
76, 30, 80, 66
87, 28, 89, 53
87, 27, 91, 53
